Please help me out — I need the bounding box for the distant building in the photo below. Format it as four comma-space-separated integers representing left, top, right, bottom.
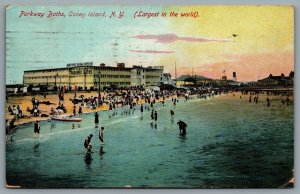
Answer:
23, 62, 164, 90
6, 84, 25, 94
212, 79, 235, 86
160, 73, 175, 86
257, 72, 294, 86
174, 75, 213, 87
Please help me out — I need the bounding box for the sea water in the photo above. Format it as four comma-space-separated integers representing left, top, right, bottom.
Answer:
6, 95, 294, 188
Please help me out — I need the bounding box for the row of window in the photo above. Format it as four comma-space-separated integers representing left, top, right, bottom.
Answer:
146, 76, 160, 79
26, 82, 70, 85
95, 67, 131, 72
24, 75, 160, 81
24, 75, 69, 79
66, 82, 96, 84
95, 82, 131, 85
146, 82, 159, 84
25, 75, 98, 80
136, 69, 145, 75
70, 70, 93, 75
102, 75, 130, 78
145, 69, 163, 72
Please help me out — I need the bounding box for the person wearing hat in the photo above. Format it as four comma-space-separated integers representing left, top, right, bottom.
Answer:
34, 120, 41, 138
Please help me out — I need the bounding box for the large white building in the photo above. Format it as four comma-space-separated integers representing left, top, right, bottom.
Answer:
23, 62, 164, 90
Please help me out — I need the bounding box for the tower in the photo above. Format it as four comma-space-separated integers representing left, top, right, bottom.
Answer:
233, 72, 237, 82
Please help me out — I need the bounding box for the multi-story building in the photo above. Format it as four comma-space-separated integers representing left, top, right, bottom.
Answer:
130, 65, 164, 87
23, 62, 164, 90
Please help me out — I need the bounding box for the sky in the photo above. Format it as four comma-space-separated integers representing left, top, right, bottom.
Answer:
6, 5, 294, 84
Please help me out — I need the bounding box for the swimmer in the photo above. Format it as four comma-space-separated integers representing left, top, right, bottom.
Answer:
99, 127, 104, 144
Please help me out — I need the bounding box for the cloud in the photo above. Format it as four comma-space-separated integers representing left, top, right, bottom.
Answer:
129, 49, 174, 54
131, 33, 232, 43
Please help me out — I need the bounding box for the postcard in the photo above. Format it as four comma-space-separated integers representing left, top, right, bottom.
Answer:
5, 5, 294, 188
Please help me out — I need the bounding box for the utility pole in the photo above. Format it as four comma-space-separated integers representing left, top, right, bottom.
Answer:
55, 73, 58, 90
98, 66, 101, 97
175, 62, 177, 79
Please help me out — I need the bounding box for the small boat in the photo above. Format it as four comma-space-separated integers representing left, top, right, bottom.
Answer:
51, 116, 82, 122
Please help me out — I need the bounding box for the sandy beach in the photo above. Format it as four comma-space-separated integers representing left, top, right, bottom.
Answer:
6, 90, 293, 126
6, 90, 176, 126
6, 91, 112, 125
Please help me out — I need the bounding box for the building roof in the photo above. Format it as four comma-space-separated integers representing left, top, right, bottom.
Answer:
24, 67, 70, 72
259, 73, 293, 82
258, 77, 279, 82
213, 79, 235, 82
24, 64, 165, 73
174, 75, 212, 81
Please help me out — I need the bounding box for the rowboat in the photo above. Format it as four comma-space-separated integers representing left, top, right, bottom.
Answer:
51, 116, 82, 122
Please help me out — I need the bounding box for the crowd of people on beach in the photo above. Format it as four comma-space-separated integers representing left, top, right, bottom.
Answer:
242, 90, 293, 107
7, 105, 23, 118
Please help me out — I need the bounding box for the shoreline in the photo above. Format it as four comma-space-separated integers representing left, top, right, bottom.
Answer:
6, 90, 294, 127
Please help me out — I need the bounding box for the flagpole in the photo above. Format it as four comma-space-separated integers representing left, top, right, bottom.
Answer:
175, 62, 177, 79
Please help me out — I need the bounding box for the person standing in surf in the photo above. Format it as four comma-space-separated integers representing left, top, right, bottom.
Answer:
86, 143, 93, 160
151, 110, 154, 120
170, 109, 175, 123
177, 120, 187, 136
140, 104, 144, 119
170, 110, 174, 117
140, 104, 144, 115
34, 120, 40, 138
84, 134, 93, 149
154, 111, 158, 122
94, 112, 99, 128
99, 127, 104, 144
267, 97, 270, 107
